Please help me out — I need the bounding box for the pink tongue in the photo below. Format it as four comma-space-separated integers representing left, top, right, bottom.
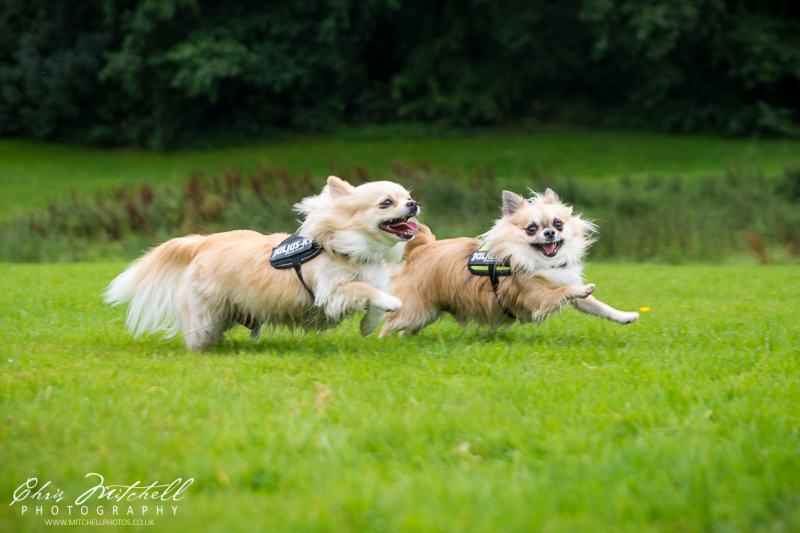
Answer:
390, 220, 419, 232
542, 243, 557, 254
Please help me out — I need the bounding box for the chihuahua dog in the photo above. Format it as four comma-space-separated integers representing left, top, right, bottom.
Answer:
380, 188, 638, 336
106, 176, 419, 349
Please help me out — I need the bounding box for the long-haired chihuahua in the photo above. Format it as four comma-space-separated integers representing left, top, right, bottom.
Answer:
106, 176, 419, 349
380, 188, 638, 336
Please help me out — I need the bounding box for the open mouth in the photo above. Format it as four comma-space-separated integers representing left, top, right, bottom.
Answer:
379, 216, 419, 240
532, 240, 562, 257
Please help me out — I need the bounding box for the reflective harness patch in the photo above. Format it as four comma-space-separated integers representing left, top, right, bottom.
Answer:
468, 242, 516, 318
269, 233, 323, 300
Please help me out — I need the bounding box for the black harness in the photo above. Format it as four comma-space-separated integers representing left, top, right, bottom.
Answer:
230, 233, 325, 335
468, 243, 516, 318
269, 232, 324, 300
468, 242, 568, 320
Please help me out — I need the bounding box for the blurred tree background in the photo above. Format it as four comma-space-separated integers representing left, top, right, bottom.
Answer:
1, 0, 799, 149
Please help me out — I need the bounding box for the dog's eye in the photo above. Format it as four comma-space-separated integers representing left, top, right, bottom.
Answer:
554, 219, 563, 230
526, 224, 538, 235
380, 199, 393, 208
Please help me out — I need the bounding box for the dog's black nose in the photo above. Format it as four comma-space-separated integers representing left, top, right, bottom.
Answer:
543, 228, 556, 240
406, 200, 417, 209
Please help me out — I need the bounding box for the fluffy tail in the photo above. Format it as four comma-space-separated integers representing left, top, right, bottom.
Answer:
104, 235, 205, 338
405, 223, 435, 255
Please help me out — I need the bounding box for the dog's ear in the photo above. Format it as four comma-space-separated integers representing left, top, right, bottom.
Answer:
542, 188, 560, 204
327, 176, 355, 198
502, 190, 525, 216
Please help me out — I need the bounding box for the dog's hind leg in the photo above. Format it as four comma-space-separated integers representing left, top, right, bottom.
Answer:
179, 282, 227, 350
181, 304, 227, 350
572, 295, 639, 324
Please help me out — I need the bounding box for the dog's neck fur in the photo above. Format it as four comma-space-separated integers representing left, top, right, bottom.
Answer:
299, 228, 406, 265
294, 185, 409, 266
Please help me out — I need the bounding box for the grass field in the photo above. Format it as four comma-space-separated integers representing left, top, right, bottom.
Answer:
3, 131, 800, 217
2, 262, 799, 532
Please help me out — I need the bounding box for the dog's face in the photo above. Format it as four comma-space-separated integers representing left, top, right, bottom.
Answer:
326, 177, 420, 243
295, 176, 420, 262
485, 188, 594, 270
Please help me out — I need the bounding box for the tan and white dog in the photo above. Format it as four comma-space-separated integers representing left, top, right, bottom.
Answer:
106, 176, 419, 349
380, 188, 638, 336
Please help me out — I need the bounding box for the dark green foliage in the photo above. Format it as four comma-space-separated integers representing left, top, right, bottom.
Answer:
1, 0, 800, 146
0, 0, 115, 140
93, 0, 394, 146
580, 0, 800, 135
2, 164, 799, 263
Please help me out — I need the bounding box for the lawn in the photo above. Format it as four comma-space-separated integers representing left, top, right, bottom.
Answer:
3, 130, 800, 217
1, 262, 798, 532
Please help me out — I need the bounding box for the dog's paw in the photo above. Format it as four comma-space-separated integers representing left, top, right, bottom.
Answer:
360, 310, 385, 337
577, 283, 595, 299
616, 311, 639, 324
374, 294, 402, 312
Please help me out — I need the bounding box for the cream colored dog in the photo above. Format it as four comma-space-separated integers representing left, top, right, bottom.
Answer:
380, 188, 638, 336
106, 176, 419, 349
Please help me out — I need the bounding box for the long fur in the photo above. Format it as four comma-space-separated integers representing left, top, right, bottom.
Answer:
403, 223, 435, 255
105, 235, 205, 338
380, 189, 638, 336
106, 176, 420, 349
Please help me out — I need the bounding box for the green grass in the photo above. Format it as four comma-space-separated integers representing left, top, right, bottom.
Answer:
3, 131, 800, 217
2, 263, 799, 532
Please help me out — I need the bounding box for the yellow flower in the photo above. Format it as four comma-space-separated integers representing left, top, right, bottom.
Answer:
640, 307, 650, 312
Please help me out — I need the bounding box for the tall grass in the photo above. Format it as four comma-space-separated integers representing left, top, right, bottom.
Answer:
1, 164, 799, 264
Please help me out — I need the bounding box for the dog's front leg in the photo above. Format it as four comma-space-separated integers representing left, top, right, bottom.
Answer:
325, 281, 402, 333
572, 295, 639, 324
360, 304, 386, 337
523, 283, 595, 321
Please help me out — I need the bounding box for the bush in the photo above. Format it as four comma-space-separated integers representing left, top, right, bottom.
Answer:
2, 165, 799, 264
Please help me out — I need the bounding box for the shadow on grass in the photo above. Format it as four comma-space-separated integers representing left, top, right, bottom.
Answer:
103, 313, 641, 360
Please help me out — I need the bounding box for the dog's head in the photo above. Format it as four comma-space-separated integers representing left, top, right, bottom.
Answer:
482, 188, 595, 271
295, 176, 420, 263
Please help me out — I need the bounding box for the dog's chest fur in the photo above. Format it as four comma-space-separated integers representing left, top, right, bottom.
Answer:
534, 264, 584, 287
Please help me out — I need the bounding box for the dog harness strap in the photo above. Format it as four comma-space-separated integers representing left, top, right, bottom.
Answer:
468, 242, 512, 276
488, 263, 516, 319
292, 263, 316, 301
269, 232, 323, 302
468, 243, 516, 319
